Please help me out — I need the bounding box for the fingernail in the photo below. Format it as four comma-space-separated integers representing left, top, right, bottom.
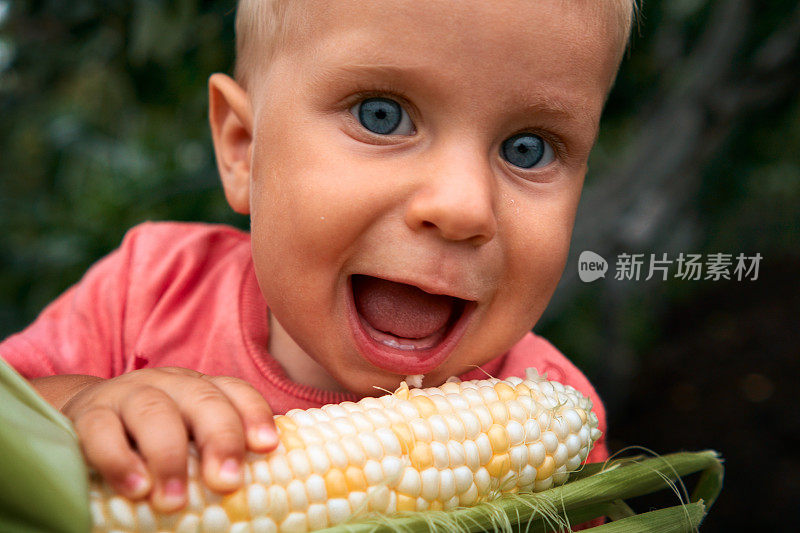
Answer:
218, 458, 241, 484
124, 472, 148, 495
161, 478, 185, 504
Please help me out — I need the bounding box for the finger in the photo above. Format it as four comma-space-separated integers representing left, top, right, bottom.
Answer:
73, 406, 151, 500
171, 380, 247, 492
119, 387, 189, 513
204, 375, 279, 452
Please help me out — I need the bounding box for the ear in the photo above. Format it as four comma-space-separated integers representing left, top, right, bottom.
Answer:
209, 73, 253, 215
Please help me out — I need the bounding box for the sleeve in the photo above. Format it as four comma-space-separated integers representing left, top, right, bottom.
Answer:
0, 227, 142, 379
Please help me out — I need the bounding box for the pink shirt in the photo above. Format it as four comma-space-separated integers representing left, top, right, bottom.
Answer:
0, 222, 608, 464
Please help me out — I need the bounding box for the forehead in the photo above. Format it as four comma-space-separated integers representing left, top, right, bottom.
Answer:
262, 0, 623, 126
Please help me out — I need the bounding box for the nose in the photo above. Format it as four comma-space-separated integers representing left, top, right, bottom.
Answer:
404, 145, 497, 246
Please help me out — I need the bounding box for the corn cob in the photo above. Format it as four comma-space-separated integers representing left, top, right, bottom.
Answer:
89, 368, 601, 532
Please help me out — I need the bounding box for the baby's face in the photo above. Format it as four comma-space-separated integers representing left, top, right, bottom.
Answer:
243, 0, 623, 394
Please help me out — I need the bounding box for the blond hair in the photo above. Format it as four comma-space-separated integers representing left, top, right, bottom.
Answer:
234, 0, 638, 88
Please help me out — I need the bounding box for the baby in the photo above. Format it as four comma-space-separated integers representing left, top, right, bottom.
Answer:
0, 0, 633, 516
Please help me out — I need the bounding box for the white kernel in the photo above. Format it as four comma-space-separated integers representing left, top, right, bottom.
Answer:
564, 409, 583, 433
446, 440, 466, 466
286, 449, 311, 479
474, 467, 491, 495
252, 460, 271, 485
459, 411, 481, 439
375, 427, 402, 456
509, 445, 528, 471
341, 435, 367, 466
460, 483, 479, 505
453, 465, 473, 494
428, 414, 450, 441
322, 404, 347, 419
463, 440, 481, 470
431, 395, 452, 413
443, 414, 466, 441
410, 419, 433, 442
230, 522, 252, 533
439, 469, 456, 501
553, 465, 569, 485
444, 495, 460, 510
279, 512, 307, 533
567, 455, 583, 471
365, 408, 391, 427
348, 491, 369, 514
286, 479, 309, 512
445, 393, 469, 410
316, 422, 338, 440
397, 400, 420, 419
528, 442, 546, 468
307, 503, 329, 530
296, 426, 323, 445
89, 501, 106, 530
478, 385, 499, 403
519, 464, 537, 488
108, 497, 136, 529
359, 433, 384, 459
473, 405, 494, 432
349, 412, 374, 433
475, 433, 492, 464
135, 503, 156, 532
440, 382, 461, 394
381, 456, 404, 485
398, 467, 422, 497
266, 485, 289, 523
175, 514, 201, 533
306, 473, 326, 502
332, 418, 358, 436
340, 401, 360, 412
415, 497, 430, 511
534, 477, 554, 491
358, 397, 383, 410
431, 441, 449, 469
461, 389, 484, 406
554, 443, 569, 467
566, 434, 582, 457
306, 444, 331, 474
288, 409, 314, 426
420, 467, 440, 501
247, 483, 269, 517
591, 428, 602, 441
325, 441, 349, 469
507, 420, 525, 446
507, 400, 528, 423
269, 455, 293, 485
201, 505, 230, 533
327, 498, 352, 525
307, 408, 329, 423
541, 431, 559, 454
523, 419, 541, 443
551, 418, 569, 440
252, 517, 277, 533
367, 485, 391, 512
364, 459, 384, 485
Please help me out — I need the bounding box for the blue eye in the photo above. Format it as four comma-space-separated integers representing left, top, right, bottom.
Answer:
501, 133, 553, 169
352, 97, 414, 135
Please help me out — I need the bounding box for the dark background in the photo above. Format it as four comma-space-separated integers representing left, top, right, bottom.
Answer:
1, 1, 798, 530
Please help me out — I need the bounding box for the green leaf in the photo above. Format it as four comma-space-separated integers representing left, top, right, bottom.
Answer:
0, 358, 90, 533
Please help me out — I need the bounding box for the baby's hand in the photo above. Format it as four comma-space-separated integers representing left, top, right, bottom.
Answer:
60, 367, 279, 512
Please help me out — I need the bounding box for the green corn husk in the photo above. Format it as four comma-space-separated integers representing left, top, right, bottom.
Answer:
320, 450, 724, 533
0, 357, 90, 533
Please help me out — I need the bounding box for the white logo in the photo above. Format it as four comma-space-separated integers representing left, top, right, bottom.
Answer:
578, 251, 608, 282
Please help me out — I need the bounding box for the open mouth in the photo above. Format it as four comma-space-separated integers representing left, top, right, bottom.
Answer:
347, 274, 474, 374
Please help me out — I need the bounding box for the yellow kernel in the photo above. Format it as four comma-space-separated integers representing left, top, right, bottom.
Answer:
488, 402, 509, 425
274, 416, 298, 434
485, 454, 511, 478
221, 489, 249, 522
281, 432, 305, 451
488, 424, 510, 454
345, 466, 367, 492
536, 456, 555, 481
324, 469, 348, 499
495, 382, 516, 402
411, 396, 438, 418
395, 382, 410, 400
396, 494, 416, 512
515, 383, 531, 398
392, 423, 415, 455
409, 442, 434, 470
429, 500, 444, 511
